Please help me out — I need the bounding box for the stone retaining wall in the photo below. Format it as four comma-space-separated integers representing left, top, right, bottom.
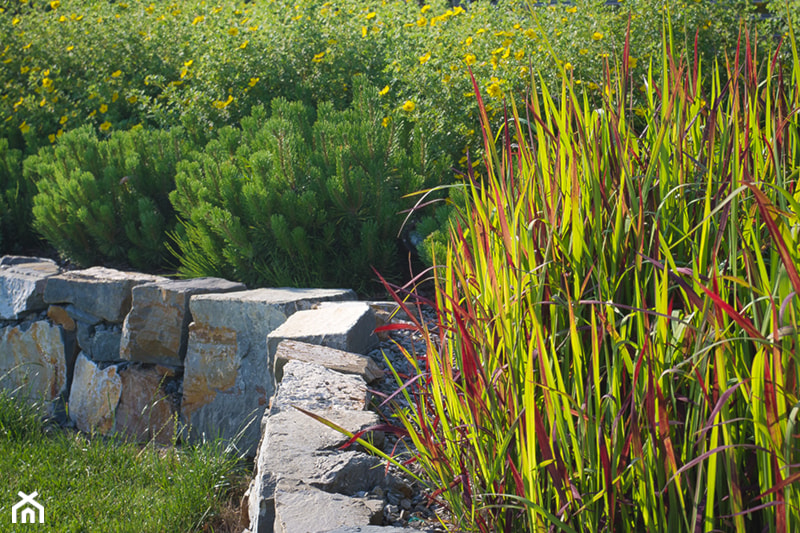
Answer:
0, 255, 426, 532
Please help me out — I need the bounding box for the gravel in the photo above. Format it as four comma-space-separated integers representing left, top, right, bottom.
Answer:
363, 303, 448, 532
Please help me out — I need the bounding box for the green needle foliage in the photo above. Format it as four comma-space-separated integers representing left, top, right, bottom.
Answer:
25, 125, 191, 270
170, 77, 450, 293
382, 15, 800, 533
0, 137, 39, 253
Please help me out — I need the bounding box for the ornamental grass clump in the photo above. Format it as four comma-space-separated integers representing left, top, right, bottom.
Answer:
380, 19, 800, 533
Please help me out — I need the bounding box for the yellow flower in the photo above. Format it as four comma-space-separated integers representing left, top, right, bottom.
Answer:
416, 17, 427, 27
20, 66, 29, 74
89, 110, 97, 117
99, 104, 108, 113
19, 121, 30, 134
382, 117, 391, 127
379, 85, 389, 96
180, 67, 189, 78
42, 78, 53, 88
628, 56, 638, 68
421, 4, 431, 12
112, 92, 119, 102
228, 27, 239, 36
312, 52, 325, 62
402, 100, 415, 112
111, 70, 122, 78
486, 82, 502, 98
564, 62, 573, 70
524, 29, 536, 39
515, 49, 525, 61
192, 15, 204, 25
566, 6, 577, 13
59, 15, 66, 22
453, 6, 464, 15
464, 53, 476, 66
99, 121, 112, 132
592, 32, 604, 41
362, 26, 367, 38
213, 94, 234, 109
12, 18, 20, 25
127, 95, 138, 104
239, 40, 248, 49
465, 36, 473, 46
579, 48, 589, 55
66, 45, 74, 52
60, 115, 68, 124
184, 60, 194, 67
48, 133, 56, 143
366, 12, 376, 19
419, 52, 431, 64
50, 0, 60, 9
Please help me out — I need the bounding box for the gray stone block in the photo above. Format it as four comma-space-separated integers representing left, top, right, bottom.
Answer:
274, 340, 383, 384
274, 479, 384, 533
324, 526, 423, 533
68, 353, 122, 434
267, 301, 379, 356
0, 257, 60, 319
180, 288, 355, 454
91, 326, 122, 362
0, 320, 67, 403
43, 266, 165, 323
119, 277, 245, 366
271, 361, 371, 414
247, 407, 383, 533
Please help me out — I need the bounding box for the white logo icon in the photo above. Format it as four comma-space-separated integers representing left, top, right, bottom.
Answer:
12, 491, 45, 524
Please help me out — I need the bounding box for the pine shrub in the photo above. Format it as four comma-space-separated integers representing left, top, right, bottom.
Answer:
26, 126, 191, 270
170, 78, 451, 293
0, 137, 39, 253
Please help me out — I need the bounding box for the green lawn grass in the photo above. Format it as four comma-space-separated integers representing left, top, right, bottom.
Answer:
0, 390, 248, 532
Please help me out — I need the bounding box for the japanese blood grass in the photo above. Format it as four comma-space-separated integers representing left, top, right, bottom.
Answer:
374, 18, 800, 533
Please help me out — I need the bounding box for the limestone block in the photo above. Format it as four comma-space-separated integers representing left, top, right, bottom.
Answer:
115, 365, 177, 444
68, 353, 122, 434
274, 480, 383, 533
43, 266, 165, 323
267, 301, 379, 357
119, 277, 245, 366
274, 340, 383, 384
271, 361, 370, 414
181, 288, 356, 454
0, 320, 67, 402
248, 408, 383, 533
0, 257, 60, 319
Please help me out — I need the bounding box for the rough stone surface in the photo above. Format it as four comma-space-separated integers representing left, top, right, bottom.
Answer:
44, 267, 165, 323
323, 526, 428, 533
274, 340, 383, 384
119, 277, 245, 366
181, 288, 355, 455
273, 479, 384, 533
115, 365, 177, 444
271, 361, 370, 413
47, 305, 76, 332
248, 406, 382, 533
91, 326, 122, 362
0, 257, 60, 319
267, 301, 379, 357
68, 353, 122, 434
0, 320, 67, 402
